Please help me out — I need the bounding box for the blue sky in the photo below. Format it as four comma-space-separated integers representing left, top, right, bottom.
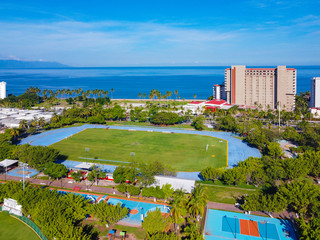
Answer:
0, 0, 319, 66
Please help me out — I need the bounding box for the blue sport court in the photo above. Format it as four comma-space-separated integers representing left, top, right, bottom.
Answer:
107, 198, 170, 226
205, 209, 297, 240
6, 167, 39, 177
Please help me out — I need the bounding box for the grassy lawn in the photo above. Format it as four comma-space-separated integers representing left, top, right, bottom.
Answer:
204, 184, 259, 204
0, 212, 40, 240
52, 128, 227, 171
106, 225, 146, 240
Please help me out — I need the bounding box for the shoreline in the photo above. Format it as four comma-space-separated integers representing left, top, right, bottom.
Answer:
112, 98, 207, 101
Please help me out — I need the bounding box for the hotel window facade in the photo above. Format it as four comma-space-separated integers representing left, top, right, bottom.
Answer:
224, 66, 296, 111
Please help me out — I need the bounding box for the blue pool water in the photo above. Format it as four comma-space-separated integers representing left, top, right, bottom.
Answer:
107, 198, 170, 226
56, 190, 104, 203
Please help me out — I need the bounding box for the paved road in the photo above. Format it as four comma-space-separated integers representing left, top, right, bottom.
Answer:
0, 174, 122, 196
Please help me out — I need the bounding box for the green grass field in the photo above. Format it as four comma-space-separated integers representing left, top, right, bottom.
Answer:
0, 213, 40, 240
52, 128, 227, 171
203, 184, 259, 204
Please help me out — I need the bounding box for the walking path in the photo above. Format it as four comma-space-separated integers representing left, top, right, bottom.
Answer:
0, 174, 292, 220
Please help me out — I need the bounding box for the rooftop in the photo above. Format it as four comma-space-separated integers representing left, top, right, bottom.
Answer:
189, 101, 204, 104
205, 99, 227, 105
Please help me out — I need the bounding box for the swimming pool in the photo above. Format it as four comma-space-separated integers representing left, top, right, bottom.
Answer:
107, 198, 170, 226
56, 190, 105, 203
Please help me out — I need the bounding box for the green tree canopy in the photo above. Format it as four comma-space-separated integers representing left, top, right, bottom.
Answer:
142, 208, 171, 236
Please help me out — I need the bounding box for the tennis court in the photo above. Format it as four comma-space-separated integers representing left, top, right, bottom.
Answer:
205, 209, 297, 240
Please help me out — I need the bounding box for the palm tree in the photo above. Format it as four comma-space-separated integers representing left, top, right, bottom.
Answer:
143, 93, 146, 99
83, 108, 91, 119
162, 94, 167, 107
19, 120, 29, 130
49, 90, 54, 98
51, 113, 60, 123
9, 128, 20, 141
187, 184, 208, 221
155, 90, 161, 105
149, 89, 155, 101
110, 88, 114, 99
193, 94, 197, 99
104, 90, 109, 98
42, 89, 47, 100
170, 193, 187, 234
175, 89, 178, 100
138, 93, 142, 99
38, 117, 46, 128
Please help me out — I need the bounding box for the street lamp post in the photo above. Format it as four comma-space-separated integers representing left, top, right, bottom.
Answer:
19, 162, 28, 191
85, 147, 89, 163
85, 148, 89, 191
130, 152, 135, 162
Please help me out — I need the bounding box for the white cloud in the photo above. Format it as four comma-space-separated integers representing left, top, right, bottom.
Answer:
0, 18, 319, 66
0, 20, 239, 66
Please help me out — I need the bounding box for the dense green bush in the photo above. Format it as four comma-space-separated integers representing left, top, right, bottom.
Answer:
11, 145, 60, 170
141, 186, 165, 199
126, 185, 140, 196
191, 117, 205, 131
116, 183, 127, 193
150, 112, 180, 125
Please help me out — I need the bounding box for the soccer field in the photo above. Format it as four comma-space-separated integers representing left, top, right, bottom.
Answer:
52, 128, 227, 171
0, 213, 41, 240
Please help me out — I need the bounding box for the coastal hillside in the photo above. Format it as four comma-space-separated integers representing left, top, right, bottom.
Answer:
0, 59, 68, 68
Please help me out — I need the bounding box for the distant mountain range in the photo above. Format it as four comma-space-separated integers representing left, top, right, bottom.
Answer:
0, 60, 69, 68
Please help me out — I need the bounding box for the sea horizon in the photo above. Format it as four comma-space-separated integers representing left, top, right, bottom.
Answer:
1, 65, 319, 99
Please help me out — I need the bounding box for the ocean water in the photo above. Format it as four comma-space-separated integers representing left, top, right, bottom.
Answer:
0, 66, 319, 99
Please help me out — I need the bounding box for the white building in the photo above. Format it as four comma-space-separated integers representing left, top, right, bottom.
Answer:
0, 108, 55, 128
0, 81, 6, 99
2, 198, 22, 216
154, 176, 195, 193
213, 84, 226, 100
183, 101, 205, 114
311, 77, 320, 108
310, 107, 320, 118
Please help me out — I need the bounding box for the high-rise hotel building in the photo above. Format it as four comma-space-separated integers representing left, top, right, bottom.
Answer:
310, 77, 320, 108
0, 81, 6, 99
224, 66, 296, 111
